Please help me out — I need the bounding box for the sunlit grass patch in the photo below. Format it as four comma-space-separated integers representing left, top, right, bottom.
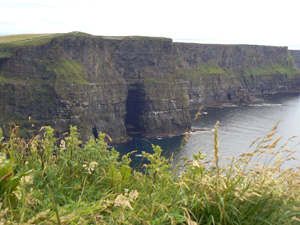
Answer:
0, 34, 55, 43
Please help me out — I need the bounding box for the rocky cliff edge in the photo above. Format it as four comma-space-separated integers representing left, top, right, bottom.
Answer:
0, 32, 299, 141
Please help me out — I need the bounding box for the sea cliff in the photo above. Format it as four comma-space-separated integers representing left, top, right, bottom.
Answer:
0, 32, 299, 141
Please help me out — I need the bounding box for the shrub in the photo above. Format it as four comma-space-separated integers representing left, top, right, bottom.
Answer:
0, 121, 299, 224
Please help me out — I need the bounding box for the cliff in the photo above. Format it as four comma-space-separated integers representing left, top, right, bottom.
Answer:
290, 50, 300, 69
0, 32, 299, 141
0, 33, 190, 141
172, 43, 300, 107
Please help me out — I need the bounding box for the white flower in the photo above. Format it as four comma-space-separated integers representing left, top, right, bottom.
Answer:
129, 190, 139, 201
114, 194, 133, 210
59, 140, 66, 151
89, 161, 98, 171
192, 160, 200, 168
20, 175, 33, 186
0, 153, 8, 166
83, 162, 98, 174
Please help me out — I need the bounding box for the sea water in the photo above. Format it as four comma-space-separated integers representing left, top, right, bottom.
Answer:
112, 93, 300, 168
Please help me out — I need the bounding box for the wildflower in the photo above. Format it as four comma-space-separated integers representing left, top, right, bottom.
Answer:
114, 194, 133, 210
20, 175, 34, 186
60, 140, 66, 151
129, 190, 139, 201
0, 153, 8, 166
89, 161, 98, 170
83, 162, 98, 174
14, 187, 22, 200
192, 160, 200, 168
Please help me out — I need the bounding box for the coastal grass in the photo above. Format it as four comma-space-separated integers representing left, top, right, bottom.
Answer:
0, 119, 300, 224
0, 33, 60, 48
0, 34, 55, 43
0, 32, 92, 48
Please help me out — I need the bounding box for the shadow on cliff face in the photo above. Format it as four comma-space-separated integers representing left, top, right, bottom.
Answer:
125, 85, 145, 134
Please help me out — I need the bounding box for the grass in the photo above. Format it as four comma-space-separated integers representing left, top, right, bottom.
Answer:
46, 57, 88, 85
0, 32, 170, 49
0, 51, 13, 58
242, 63, 300, 79
0, 32, 93, 48
0, 114, 300, 224
0, 33, 61, 48
169, 63, 235, 81
0, 34, 55, 43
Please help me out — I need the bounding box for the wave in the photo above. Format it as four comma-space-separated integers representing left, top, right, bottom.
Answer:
247, 103, 282, 107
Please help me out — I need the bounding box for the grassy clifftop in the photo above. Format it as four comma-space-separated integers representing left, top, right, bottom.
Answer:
0, 32, 91, 48
0, 32, 171, 49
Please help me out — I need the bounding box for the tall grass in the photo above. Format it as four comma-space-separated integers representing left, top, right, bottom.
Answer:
0, 118, 300, 224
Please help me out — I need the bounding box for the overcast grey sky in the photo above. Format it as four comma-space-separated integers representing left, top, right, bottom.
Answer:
1, 0, 300, 49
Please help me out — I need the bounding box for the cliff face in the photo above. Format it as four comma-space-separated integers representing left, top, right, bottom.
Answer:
0, 33, 190, 141
290, 50, 300, 69
173, 43, 300, 107
0, 33, 299, 141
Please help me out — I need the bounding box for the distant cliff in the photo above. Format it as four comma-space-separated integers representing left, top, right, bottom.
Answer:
290, 50, 300, 69
173, 43, 300, 107
0, 32, 299, 141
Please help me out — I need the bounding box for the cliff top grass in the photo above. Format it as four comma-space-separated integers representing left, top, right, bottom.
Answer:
0, 34, 56, 43
0, 32, 172, 49
0, 33, 62, 48
0, 32, 92, 48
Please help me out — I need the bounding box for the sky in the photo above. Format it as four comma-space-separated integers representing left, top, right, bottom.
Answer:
1, 0, 300, 49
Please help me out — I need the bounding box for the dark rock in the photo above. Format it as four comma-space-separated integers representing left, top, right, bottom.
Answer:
0, 33, 299, 141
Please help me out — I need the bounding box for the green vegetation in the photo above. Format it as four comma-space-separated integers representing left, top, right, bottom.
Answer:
46, 57, 88, 85
0, 32, 92, 48
242, 63, 300, 78
0, 75, 9, 83
0, 34, 55, 43
1, 119, 300, 224
0, 32, 171, 49
287, 51, 295, 61
170, 63, 235, 80
0, 34, 62, 48
0, 51, 13, 58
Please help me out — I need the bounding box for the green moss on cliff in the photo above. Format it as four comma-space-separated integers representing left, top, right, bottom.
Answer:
0, 75, 9, 83
170, 63, 234, 80
0, 51, 13, 58
44, 57, 88, 84
186, 63, 230, 77
287, 51, 295, 61
242, 63, 299, 78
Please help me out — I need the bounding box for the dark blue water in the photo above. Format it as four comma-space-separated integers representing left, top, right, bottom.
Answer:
112, 93, 300, 168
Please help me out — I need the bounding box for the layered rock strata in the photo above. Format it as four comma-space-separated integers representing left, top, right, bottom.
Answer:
0, 33, 299, 141
0, 34, 190, 141
173, 43, 300, 107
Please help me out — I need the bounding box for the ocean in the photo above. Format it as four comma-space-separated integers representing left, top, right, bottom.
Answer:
112, 93, 300, 168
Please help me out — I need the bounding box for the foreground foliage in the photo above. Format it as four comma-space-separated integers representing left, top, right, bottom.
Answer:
0, 121, 300, 224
